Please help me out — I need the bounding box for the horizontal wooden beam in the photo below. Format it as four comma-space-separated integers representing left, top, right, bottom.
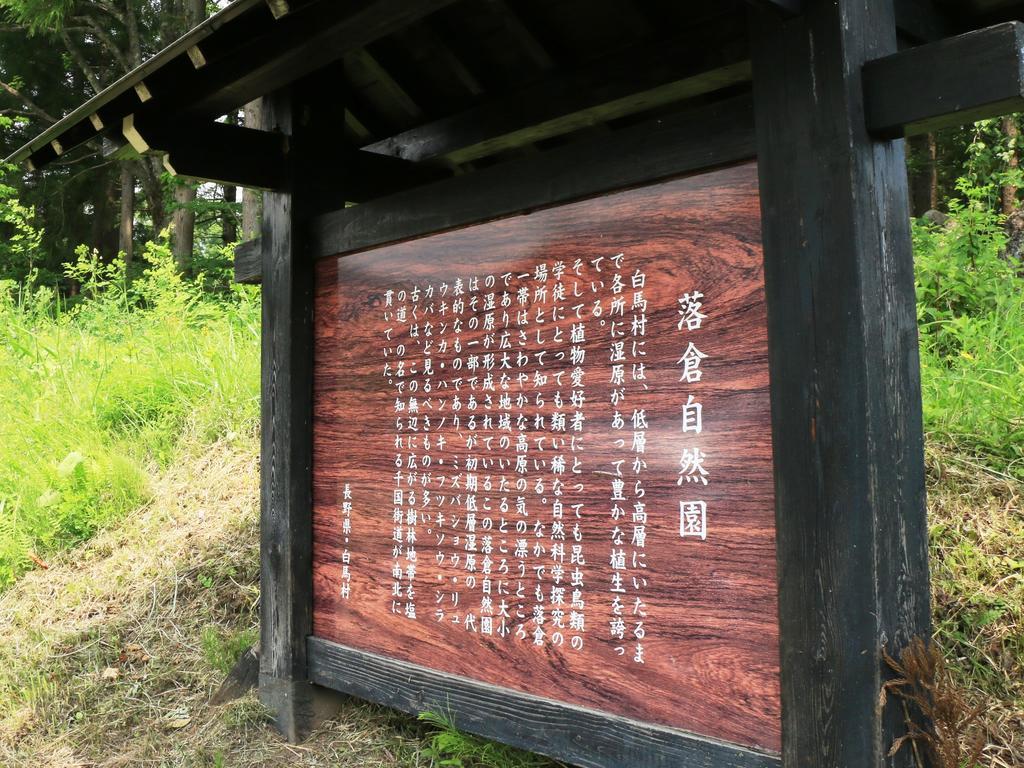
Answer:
124, 117, 288, 189
864, 21, 1024, 138
164, 146, 284, 190
364, 30, 750, 166
311, 93, 755, 259
345, 149, 451, 201
309, 637, 781, 768
234, 238, 262, 283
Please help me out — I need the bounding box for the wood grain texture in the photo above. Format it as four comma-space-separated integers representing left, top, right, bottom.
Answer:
311, 162, 780, 753
259, 70, 349, 743
751, 4, 930, 767
309, 637, 782, 768
234, 238, 261, 284
259, 82, 319, 742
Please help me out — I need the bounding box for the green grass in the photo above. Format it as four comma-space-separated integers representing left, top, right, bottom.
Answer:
418, 712, 554, 768
0, 241, 260, 588
919, 301, 1024, 479
911, 186, 1024, 763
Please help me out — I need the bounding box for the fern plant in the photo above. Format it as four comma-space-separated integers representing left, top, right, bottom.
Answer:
418, 711, 556, 768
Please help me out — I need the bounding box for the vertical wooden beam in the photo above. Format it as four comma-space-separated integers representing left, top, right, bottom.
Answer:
749, 2, 930, 767
258, 68, 345, 742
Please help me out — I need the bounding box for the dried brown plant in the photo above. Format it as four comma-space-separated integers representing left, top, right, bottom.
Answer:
883, 636, 988, 768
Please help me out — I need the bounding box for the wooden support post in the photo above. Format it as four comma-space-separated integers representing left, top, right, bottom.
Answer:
258, 70, 346, 742
749, 2, 930, 767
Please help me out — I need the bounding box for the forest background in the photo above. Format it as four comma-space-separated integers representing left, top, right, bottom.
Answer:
0, 2, 1021, 767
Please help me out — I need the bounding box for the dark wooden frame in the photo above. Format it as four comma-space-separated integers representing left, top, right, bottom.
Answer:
258, 88, 778, 766
308, 637, 781, 768
258, 68, 350, 742
750, 3, 930, 766
257, 2, 935, 766
236, 94, 756, 284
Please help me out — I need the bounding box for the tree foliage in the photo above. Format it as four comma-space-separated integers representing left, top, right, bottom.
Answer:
0, 1, 237, 286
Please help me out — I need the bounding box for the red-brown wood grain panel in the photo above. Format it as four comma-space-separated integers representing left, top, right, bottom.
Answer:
312, 161, 780, 753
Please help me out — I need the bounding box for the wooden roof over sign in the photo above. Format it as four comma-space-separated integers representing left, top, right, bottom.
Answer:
7, 0, 1024, 182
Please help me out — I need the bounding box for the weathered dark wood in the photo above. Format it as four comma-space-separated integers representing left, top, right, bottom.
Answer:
258, 68, 348, 742
893, 0, 957, 42
864, 22, 1024, 138
309, 637, 781, 768
957, 0, 1024, 24
312, 164, 780, 751
234, 238, 262, 284
211, 645, 260, 704
164, 138, 286, 190
744, 0, 800, 16
312, 94, 755, 259
258, 81, 315, 743
38, 0, 462, 175
485, 0, 554, 73
122, 117, 287, 189
363, 31, 749, 166
342, 47, 424, 130
344, 149, 452, 202
750, 3, 930, 768
165, 0, 460, 123
8, 0, 271, 169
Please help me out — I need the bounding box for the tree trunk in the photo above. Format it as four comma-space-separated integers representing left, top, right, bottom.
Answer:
907, 133, 938, 217
927, 133, 938, 210
139, 157, 167, 236
223, 184, 239, 244
1002, 115, 1018, 214
90, 171, 117, 258
172, 182, 197, 274
119, 164, 135, 265
169, 0, 208, 274
242, 99, 263, 240
222, 113, 240, 245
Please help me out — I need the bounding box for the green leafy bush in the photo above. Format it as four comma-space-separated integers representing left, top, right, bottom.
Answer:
914, 179, 1024, 478
418, 712, 553, 768
0, 238, 260, 587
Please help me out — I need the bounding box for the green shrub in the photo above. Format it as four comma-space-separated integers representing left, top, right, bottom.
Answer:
914, 178, 1024, 478
0, 238, 260, 587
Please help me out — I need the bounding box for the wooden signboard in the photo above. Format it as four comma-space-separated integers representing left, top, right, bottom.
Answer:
311, 162, 781, 756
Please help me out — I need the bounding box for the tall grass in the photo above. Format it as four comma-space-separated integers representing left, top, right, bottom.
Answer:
0, 239, 259, 588
913, 181, 1024, 764
914, 181, 1024, 480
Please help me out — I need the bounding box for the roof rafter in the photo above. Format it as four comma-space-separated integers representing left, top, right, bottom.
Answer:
364, 33, 750, 166
11, 0, 459, 170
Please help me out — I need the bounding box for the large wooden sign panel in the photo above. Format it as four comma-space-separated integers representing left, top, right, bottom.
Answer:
312, 161, 780, 753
